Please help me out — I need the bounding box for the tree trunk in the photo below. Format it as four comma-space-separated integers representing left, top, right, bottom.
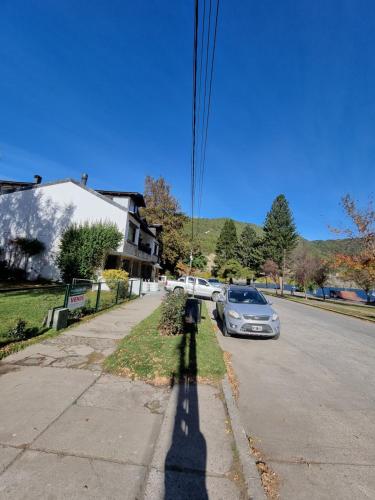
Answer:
304, 287, 308, 300
279, 276, 284, 296
321, 287, 325, 300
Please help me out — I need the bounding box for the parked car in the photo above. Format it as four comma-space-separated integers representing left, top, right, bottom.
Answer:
164, 276, 223, 301
207, 278, 225, 289
216, 285, 280, 338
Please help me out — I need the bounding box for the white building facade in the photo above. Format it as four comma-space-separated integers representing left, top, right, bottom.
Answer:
0, 177, 161, 281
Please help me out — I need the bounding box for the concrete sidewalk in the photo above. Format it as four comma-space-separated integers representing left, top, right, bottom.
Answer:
0, 293, 246, 499
0, 293, 167, 499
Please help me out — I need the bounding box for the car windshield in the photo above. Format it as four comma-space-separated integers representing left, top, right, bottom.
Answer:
228, 289, 267, 305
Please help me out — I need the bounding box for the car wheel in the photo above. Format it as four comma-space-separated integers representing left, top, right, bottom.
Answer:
173, 287, 184, 295
212, 292, 220, 302
222, 319, 230, 337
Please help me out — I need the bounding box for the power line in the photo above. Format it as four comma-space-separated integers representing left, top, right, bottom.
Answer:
196, 0, 212, 238
196, 0, 220, 237
190, 0, 199, 242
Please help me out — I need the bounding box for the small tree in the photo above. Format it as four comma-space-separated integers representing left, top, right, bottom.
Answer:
56, 222, 123, 283
262, 259, 280, 293
313, 260, 330, 300
332, 195, 375, 303
291, 245, 317, 299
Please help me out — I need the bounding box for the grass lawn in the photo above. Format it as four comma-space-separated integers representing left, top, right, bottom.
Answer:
104, 301, 226, 384
0, 285, 131, 346
0, 287, 66, 344
263, 290, 375, 322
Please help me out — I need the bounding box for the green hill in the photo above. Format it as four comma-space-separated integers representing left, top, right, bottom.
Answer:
183, 218, 263, 255
184, 217, 359, 258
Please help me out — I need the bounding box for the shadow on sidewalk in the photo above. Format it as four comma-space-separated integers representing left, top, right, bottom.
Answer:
164, 325, 208, 499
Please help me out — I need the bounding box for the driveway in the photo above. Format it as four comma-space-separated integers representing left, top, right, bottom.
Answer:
208, 297, 375, 499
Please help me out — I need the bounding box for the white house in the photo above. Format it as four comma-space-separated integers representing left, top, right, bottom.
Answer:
0, 174, 162, 281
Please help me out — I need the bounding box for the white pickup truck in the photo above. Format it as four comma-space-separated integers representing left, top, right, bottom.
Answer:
164, 276, 223, 301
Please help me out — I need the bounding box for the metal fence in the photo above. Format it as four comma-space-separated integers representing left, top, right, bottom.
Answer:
0, 279, 142, 345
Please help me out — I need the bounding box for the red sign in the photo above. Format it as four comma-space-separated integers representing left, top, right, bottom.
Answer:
68, 294, 86, 310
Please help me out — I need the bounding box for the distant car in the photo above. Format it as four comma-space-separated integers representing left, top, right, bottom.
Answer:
164, 276, 222, 301
207, 278, 225, 289
216, 285, 280, 338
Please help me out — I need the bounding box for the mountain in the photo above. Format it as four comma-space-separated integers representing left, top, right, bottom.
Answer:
184, 217, 359, 258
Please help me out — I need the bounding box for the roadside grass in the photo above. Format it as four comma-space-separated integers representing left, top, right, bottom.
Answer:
104, 301, 226, 384
263, 290, 375, 322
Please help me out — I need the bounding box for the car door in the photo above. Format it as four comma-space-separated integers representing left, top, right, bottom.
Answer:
186, 277, 195, 295
216, 289, 226, 318
196, 278, 211, 298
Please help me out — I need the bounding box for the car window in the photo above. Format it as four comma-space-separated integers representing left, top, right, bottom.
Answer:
228, 289, 267, 305
188, 277, 195, 284
198, 279, 209, 286
178, 277, 184, 282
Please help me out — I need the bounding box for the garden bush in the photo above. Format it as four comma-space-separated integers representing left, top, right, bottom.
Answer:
102, 269, 129, 289
159, 291, 187, 336
102, 269, 129, 300
7, 319, 28, 341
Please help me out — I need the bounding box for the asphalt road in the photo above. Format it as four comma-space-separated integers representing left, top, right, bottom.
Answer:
209, 296, 375, 500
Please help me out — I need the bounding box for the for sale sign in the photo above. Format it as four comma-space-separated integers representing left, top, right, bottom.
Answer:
68, 294, 86, 310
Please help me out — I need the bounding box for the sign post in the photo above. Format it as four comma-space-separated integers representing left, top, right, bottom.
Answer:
64, 284, 88, 311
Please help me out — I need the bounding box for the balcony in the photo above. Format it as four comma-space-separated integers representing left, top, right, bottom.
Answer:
123, 241, 158, 263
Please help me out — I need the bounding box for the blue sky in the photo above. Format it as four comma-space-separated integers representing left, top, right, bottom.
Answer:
1, 1, 374, 240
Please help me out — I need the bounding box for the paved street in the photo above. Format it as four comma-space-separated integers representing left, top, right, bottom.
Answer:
209, 297, 375, 499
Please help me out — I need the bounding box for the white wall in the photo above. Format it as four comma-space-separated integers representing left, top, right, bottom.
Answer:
0, 181, 128, 280
112, 196, 130, 209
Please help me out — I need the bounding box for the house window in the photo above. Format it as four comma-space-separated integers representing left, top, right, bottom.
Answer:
127, 221, 137, 243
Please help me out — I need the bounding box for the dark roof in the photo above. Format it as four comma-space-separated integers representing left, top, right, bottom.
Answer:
228, 285, 258, 291
0, 180, 34, 193
96, 190, 145, 207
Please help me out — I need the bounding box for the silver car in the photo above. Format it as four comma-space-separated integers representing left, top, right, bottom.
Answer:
216, 285, 280, 338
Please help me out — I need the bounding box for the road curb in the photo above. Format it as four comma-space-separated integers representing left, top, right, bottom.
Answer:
221, 376, 266, 500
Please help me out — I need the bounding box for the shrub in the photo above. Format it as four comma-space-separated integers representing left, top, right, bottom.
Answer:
102, 269, 129, 289
56, 222, 123, 283
7, 319, 28, 341
159, 292, 187, 336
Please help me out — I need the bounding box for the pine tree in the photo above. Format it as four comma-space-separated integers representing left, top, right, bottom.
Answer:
236, 225, 262, 272
262, 194, 298, 293
215, 219, 238, 270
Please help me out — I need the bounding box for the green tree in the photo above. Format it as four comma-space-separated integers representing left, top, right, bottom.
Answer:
142, 176, 188, 273
219, 259, 243, 280
236, 225, 262, 272
262, 194, 298, 294
214, 219, 238, 271
56, 222, 122, 283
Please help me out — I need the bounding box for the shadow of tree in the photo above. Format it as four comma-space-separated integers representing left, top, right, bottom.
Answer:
0, 189, 75, 279
164, 324, 208, 499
